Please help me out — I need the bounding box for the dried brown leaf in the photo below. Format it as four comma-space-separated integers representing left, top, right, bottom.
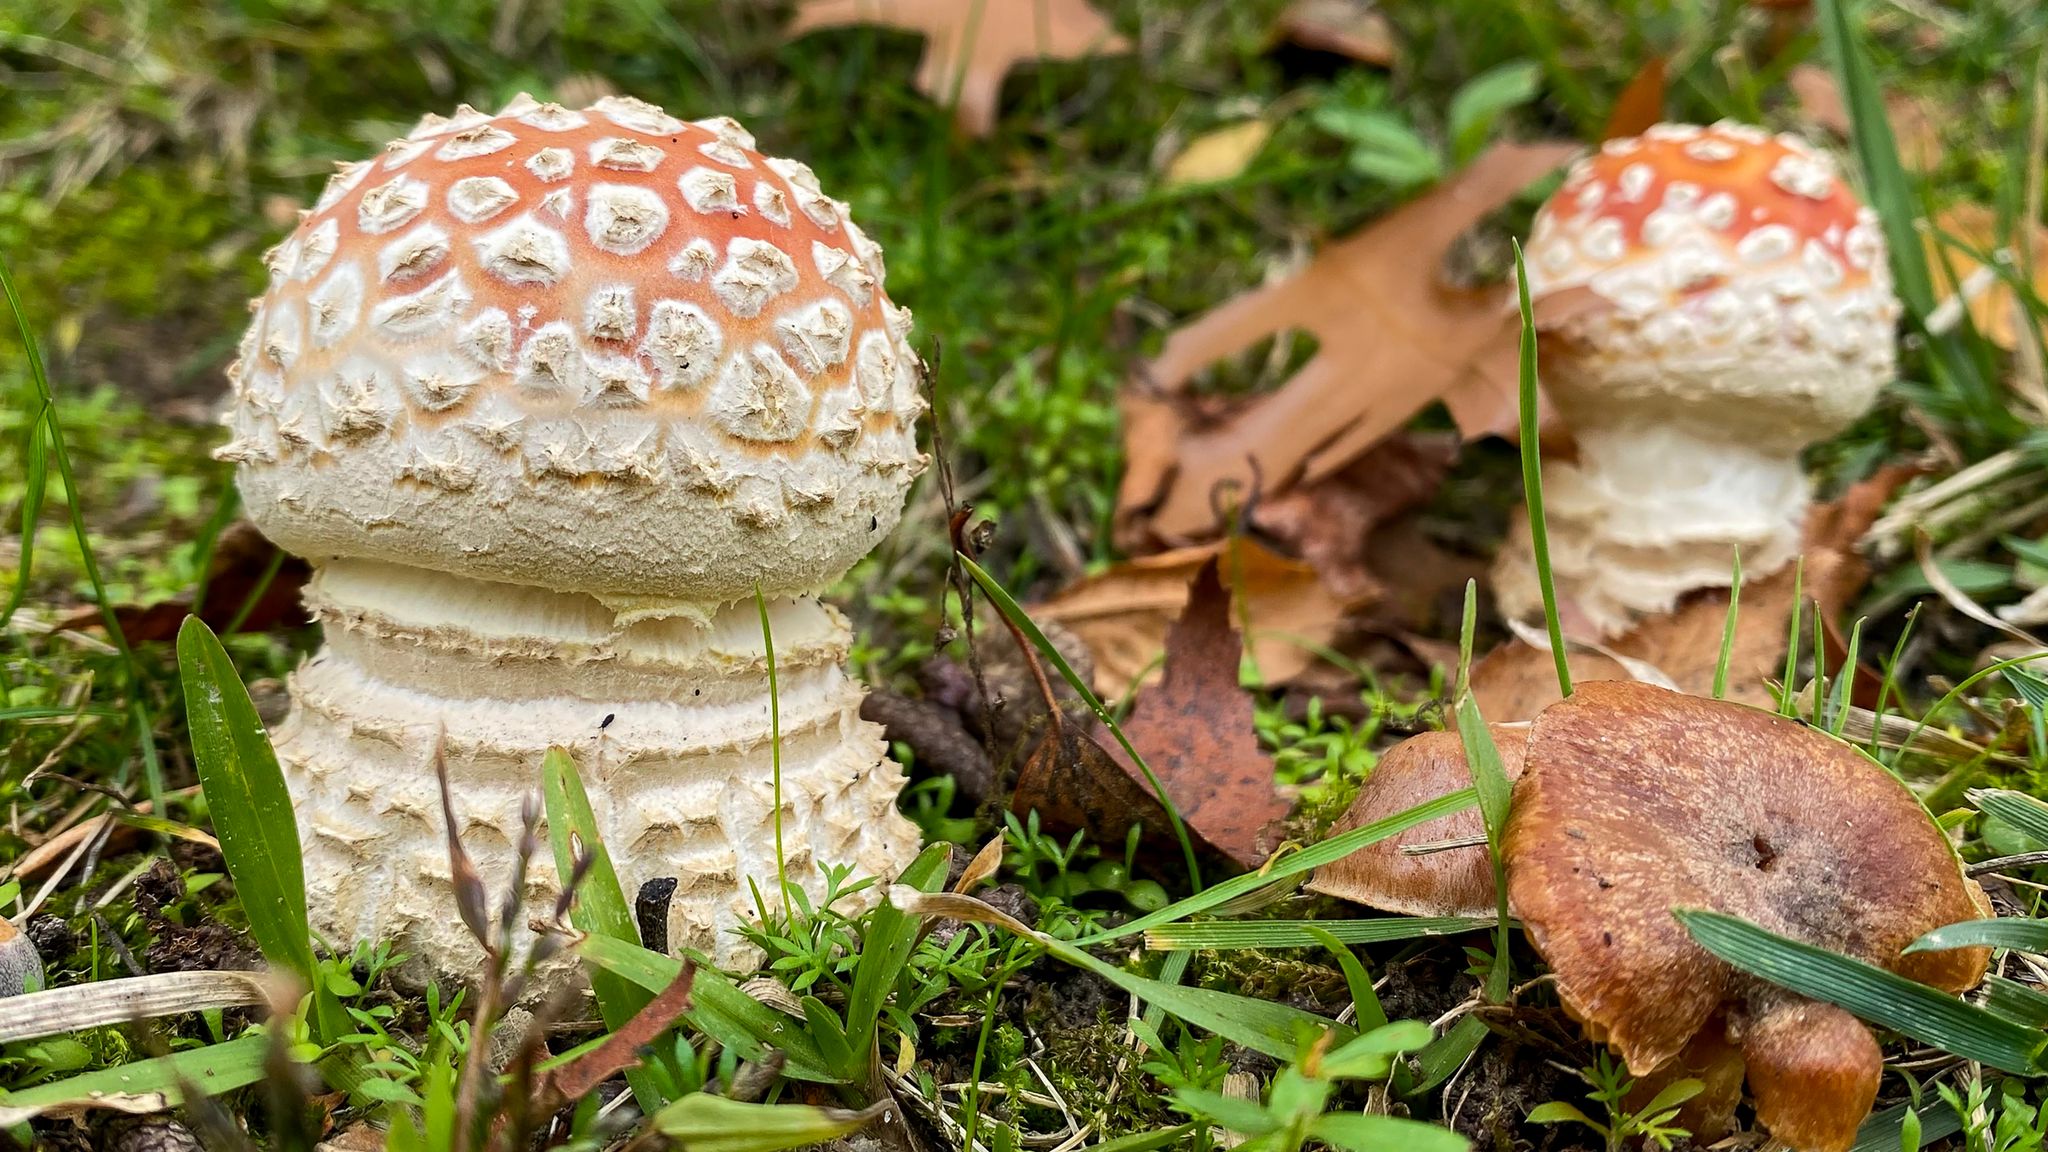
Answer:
535, 964, 696, 1107
1926, 202, 2048, 351
1035, 536, 1364, 696
789, 0, 1130, 136
1276, 0, 1396, 66
53, 522, 308, 643
1165, 120, 1273, 186
1602, 57, 1667, 142
1119, 141, 1578, 543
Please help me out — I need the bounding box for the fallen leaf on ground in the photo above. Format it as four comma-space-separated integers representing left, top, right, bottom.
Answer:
1790, 64, 1944, 172
1926, 202, 2048, 352
1165, 120, 1273, 186
1034, 535, 1365, 696
53, 521, 308, 643
1602, 57, 1666, 141
1118, 140, 1578, 544
1246, 432, 1459, 603
1469, 466, 1915, 720
1275, 0, 1396, 66
1013, 559, 1291, 868
789, 0, 1130, 136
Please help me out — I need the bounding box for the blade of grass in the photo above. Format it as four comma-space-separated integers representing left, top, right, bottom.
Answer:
1453, 581, 1514, 1005
958, 552, 1203, 888
1713, 549, 1743, 699
1143, 917, 1496, 951
1973, 788, 2048, 845
1512, 243, 1569, 699
0, 399, 48, 630
1678, 909, 2045, 1074
1907, 917, 2048, 955
0, 1034, 273, 1126
1776, 562, 1806, 715
754, 585, 790, 913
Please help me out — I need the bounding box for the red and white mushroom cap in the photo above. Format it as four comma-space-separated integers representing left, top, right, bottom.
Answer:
220, 94, 926, 609
1525, 121, 1899, 443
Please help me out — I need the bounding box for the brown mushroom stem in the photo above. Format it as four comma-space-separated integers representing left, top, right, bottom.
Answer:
1737, 990, 1882, 1152
1625, 1022, 1746, 1146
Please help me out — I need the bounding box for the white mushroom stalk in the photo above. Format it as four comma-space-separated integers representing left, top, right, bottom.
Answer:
1493, 121, 1901, 637
218, 94, 929, 974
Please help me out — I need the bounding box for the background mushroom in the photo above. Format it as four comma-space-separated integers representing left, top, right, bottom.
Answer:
0, 918, 43, 998
217, 94, 929, 975
1309, 724, 1527, 918
1492, 121, 1901, 637
1504, 681, 1988, 1152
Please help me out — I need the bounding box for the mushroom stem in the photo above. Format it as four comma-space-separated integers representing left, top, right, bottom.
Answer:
1499, 420, 1810, 632
279, 558, 918, 974
1737, 991, 1882, 1152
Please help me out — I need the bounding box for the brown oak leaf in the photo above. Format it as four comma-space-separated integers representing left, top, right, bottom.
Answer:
789, 0, 1130, 136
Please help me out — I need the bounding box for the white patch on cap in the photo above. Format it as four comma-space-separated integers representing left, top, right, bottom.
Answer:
1616, 163, 1655, 203
358, 176, 430, 234
812, 242, 874, 305
712, 238, 798, 317
1844, 221, 1884, 271
517, 321, 584, 398
296, 219, 340, 281
754, 181, 791, 226
843, 220, 886, 284
1663, 181, 1702, 210
885, 301, 914, 340
447, 176, 519, 223
1599, 137, 1641, 157
261, 307, 301, 368
692, 116, 758, 151
372, 270, 472, 341
1574, 180, 1605, 212
1769, 152, 1836, 200
590, 137, 665, 172
1684, 137, 1740, 163
699, 139, 752, 168
668, 238, 718, 281
378, 224, 452, 283
314, 161, 373, 212
643, 300, 723, 391
402, 353, 484, 412
476, 215, 573, 285
1736, 224, 1798, 264
775, 299, 853, 376
585, 284, 637, 342
592, 95, 684, 136
584, 353, 652, 408
264, 235, 300, 281
539, 187, 575, 221
322, 360, 400, 442
406, 112, 452, 141
457, 308, 515, 371
1713, 121, 1771, 145
1579, 217, 1628, 263
583, 184, 669, 255
383, 138, 434, 170
1802, 239, 1845, 289
678, 167, 741, 213
307, 263, 365, 348
711, 344, 811, 442
1643, 123, 1702, 142
526, 147, 574, 183
436, 125, 517, 161
518, 103, 587, 131
854, 330, 897, 408
1698, 192, 1738, 231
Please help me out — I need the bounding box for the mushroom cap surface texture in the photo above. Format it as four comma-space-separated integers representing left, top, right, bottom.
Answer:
220, 94, 926, 608
1309, 724, 1527, 918
1504, 681, 1987, 1152
1523, 121, 1898, 447
0, 917, 43, 997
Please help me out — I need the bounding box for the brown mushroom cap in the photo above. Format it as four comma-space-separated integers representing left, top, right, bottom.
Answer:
1504, 681, 1989, 1152
1309, 724, 1528, 918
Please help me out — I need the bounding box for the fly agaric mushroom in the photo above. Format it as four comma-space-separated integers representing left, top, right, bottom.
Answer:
216, 93, 928, 975
1493, 122, 1900, 637
1309, 724, 1527, 918
1504, 681, 1989, 1152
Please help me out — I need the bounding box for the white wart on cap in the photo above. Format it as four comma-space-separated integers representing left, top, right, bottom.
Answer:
221, 94, 926, 610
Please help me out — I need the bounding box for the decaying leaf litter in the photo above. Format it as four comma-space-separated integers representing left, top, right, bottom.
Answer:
4, 1, 2048, 1151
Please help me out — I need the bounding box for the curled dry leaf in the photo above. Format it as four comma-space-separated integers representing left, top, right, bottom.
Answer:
1013, 559, 1292, 868
1165, 120, 1274, 187
1118, 140, 1578, 544
1034, 535, 1364, 697
1926, 202, 2048, 352
1470, 465, 1914, 720
789, 0, 1130, 136
1601, 57, 1667, 142
1275, 0, 1396, 66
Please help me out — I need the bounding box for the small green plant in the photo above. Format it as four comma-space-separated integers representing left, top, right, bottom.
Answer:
1940, 1076, 2048, 1152
1168, 1022, 1466, 1151
1313, 60, 1542, 188
1527, 1052, 1701, 1151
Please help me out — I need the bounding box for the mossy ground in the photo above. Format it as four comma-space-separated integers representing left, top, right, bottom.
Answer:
6, 0, 2048, 1148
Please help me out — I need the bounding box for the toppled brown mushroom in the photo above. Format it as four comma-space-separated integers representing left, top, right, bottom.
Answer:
1504, 681, 1989, 1152
1309, 724, 1528, 918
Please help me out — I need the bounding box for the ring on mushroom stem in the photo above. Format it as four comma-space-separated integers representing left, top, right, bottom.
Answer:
1503, 681, 1989, 1152
217, 93, 929, 982
1492, 121, 1902, 638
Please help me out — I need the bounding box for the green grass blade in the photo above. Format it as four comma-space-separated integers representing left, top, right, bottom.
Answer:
1144, 917, 1495, 951
0, 400, 48, 630
1850, 1100, 1960, 1152
1077, 788, 1478, 947
1310, 1112, 1469, 1152
1907, 917, 2048, 955
0, 1034, 273, 1126
1713, 549, 1743, 699
1677, 909, 2045, 1074
844, 843, 952, 1068
1971, 788, 2048, 845
574, 933, 835, 1083
541, 746, 665, 1111
178, 616, 314, 982
653, 1094, 887, 1151
1982, 974, 2048, 1028
958, 552, 1204, 888
1511, 243, 1570, 699
1408, 1014, 1487, 1096
1073, 1124, 1200, 1152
